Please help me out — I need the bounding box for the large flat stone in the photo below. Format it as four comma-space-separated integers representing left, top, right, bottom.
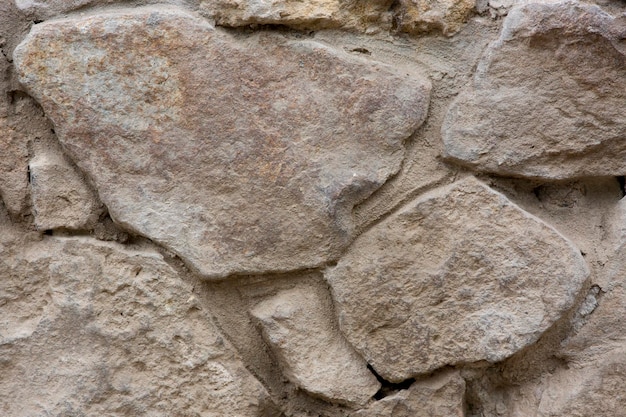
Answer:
442, 1, 626, 179
251, 286, 380, 406
0, 234, 273, 416
14, 6, 430, 279
326, 177, 588, 381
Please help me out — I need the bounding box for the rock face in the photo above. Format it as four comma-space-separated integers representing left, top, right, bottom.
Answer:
251, 286, 380, 406
354, 369, 466, 417
29, 137, 103, 230
394, 0, 475, 35
14, 6, 430, 279
0, 231, 272, 416
326, 177, 588, 381
442, 1, 626, 179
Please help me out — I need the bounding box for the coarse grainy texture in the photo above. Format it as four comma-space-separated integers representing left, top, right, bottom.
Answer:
3, 0, 624, 415
13, 6, 430, 279
326, 177, 588, 381
251, 286, 380, 406
442, 1, 626, 179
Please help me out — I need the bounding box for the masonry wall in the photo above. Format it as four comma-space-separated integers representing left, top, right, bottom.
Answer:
1, 0, 625, 415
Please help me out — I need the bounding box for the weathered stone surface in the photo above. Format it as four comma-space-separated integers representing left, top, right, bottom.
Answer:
14, 6, 430, 279
394, 0, 475, 35
326, 176, 588, 381
29, 137, 103, 230
354, 369, 465, 417
251, 286, 380, 406
442, 1, 626, 179
535, 352, 626, 417
205, 0, 474, 35
0, 233, 273, 416
205, 0, 367, 30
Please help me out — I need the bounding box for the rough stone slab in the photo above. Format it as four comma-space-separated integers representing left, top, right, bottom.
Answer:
206, 0, 474, 35
0, 234, 273, 416
326, 176, 588, 381
29, 137, 103, 230
14, 6, 430, 279
394, 0, 475, 36
251, 286, 380, 406
442, 1, 626, 179
354, 369, 466, 417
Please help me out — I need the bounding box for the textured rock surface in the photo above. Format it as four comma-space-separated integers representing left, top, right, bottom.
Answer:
2, 0, 622, 415
29, 137, 103, 230
251, 286, 380, 406
443, 1, 626, 179
395, 0, 475, 35
355, 369, 466, 417
327, 177, 588, 381
14, 6, 430, 278
0, 230, 272, 416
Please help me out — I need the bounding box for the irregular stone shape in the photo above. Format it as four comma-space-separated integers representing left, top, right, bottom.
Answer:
206, 0, 351, 29
560, 242, 626, 362
250, 286, 380, 406
354, 369, 466, 417
29, 137, 103, 230
14, 6, 430, 279
0, 234, 273, 416
394, 0, 475, 36
326, 176, 588, 381
442, 1, 626, 179
534, 351, 626, 417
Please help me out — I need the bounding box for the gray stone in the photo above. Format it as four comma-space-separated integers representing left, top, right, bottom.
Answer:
0, 234, 273, 416
326, 177, 588, 381
14, 6, 431, 279
251, 286, 380, 406
442, 1, 626, 179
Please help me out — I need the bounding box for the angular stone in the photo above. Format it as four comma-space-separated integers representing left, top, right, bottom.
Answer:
0, 234, 273, 416
29, 137, 103, 230
354, 369, 466, 417
442, 2, 626, 179
14, 6, 430, 279
326, 176, 588, 381
394, 0, 475, 36
251, 286, 380, 406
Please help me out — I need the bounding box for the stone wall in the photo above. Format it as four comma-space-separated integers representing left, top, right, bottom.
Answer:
1, 0, 625, 415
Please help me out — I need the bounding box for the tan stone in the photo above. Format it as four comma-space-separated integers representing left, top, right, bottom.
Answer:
251, 286, 380, 406
354, 369, 466, 417
395, 0, 475, 35
14, 6, 430, 279
326, 177, 588, 381
29, 137, 103, 230
0, 234, 273, 416
442, 1, 626, 179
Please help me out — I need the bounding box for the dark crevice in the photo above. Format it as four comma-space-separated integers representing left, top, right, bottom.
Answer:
367, 364, 415, 400
617, 176, 625, 197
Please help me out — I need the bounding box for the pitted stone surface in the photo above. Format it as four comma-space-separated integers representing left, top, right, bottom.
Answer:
326, 177, 588, 381
442, 1, 626, 179
251, 286, 380, 406
0, 234, 272, 416
14, 6, 431, 278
